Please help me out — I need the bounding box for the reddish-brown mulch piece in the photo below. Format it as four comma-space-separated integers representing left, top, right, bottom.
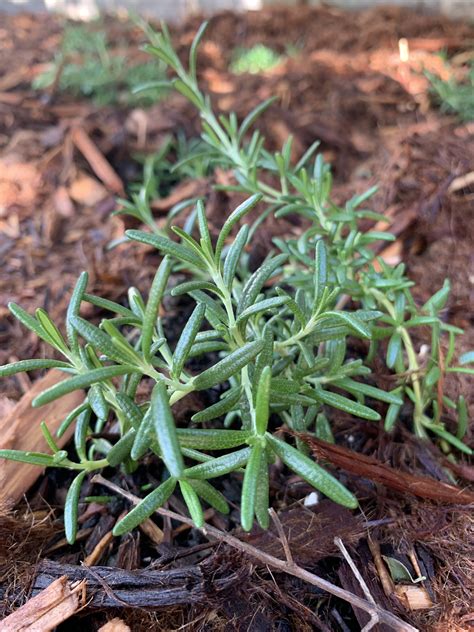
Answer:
297, 433, 474, 505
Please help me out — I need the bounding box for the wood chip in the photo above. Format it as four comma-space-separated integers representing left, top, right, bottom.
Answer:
71, 126, 125, 196
395, 585, 433, 610
448, 171, 474, 194
375, 240, 403, 267
0, 396, 16, 418
53, 185, 75, 217
0, 158, 41, 210
139, 517, 164, 545
83, 530, 114, 567
0, 369, 84, 506
150, 178, 208, 212
98, 618, 131, 632
69, 173, 108, 206
0, 575, 84, 632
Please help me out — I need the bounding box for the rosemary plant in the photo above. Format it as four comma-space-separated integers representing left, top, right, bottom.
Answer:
0, 196, 380, 541
0, 22, 472, 543
133, 21, 473, 447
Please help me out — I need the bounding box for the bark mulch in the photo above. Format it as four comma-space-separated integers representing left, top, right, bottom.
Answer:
0, 5, 473, 631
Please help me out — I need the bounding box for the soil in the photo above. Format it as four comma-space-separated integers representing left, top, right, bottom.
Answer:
0, 4, 473, 631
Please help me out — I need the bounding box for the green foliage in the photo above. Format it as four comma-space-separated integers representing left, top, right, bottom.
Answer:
32, 24, 169, 107
2, 22, 472, 542
113, 135, 214, 241
426, 59, 474, 121
230, 44, 283, 74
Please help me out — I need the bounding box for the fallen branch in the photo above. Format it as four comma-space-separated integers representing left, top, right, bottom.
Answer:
32, 559, 233, 608
93, 475, 418, 632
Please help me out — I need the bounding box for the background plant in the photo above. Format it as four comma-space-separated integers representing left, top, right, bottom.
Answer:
426, 55, 474, 122
114, 132, 214, 240
229, 42, 302, 75
1, 22, 472, 544
230, 44, 284, 74
33, 24, 169, 107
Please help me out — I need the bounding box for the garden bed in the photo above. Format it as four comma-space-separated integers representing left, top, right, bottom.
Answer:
0, 4, 473, 631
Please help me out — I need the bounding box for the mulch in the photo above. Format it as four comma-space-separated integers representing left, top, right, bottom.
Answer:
0, 4, 473, 630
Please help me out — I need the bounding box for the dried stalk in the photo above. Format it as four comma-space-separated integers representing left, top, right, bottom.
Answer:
335, 536, 379, 632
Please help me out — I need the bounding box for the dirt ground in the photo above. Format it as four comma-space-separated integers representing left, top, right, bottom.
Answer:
0, 5, 473, 631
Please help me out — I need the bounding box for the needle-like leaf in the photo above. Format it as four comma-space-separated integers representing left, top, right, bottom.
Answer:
113, 477, 177, 536
151, 381, 184, 478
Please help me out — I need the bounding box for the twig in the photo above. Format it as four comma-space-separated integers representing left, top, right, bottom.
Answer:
331, 607, 351, 632
361, 614, 379, 632
367, 536, 396, 599
335, 537, 379, 632
81, 564, 130, 608
334, 537, 376, 605
269, 507, 293, 565
448, 171, 474, 193
92, 474, 418, 632
83, 530, 114, 567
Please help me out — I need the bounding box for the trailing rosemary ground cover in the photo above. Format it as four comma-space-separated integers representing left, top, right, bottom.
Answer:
0, 23, 473, 544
